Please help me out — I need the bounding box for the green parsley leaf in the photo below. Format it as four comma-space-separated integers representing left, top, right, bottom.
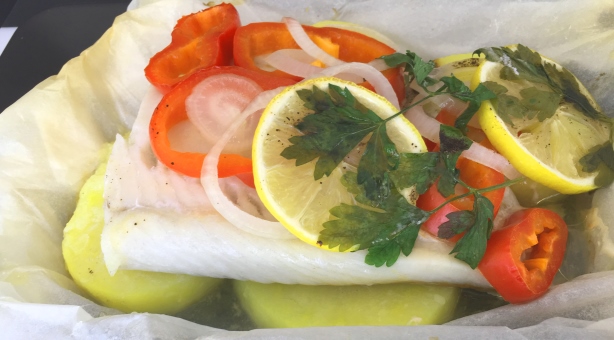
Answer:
438, 210, 474, 239
448, 195, 494, 269
454, 101, 480, 133
357, 123, 399, 202
437, 125, 473, 197
482, 81, 508, 96
439, 124, 474, 154
365, 242, 401, 267
320, 177, 429, 259
365, 226, 420, 267
381, 51, 436, 89
379, 52, 413, 68
474, 44, 605, 122
483, 81, 562, 126
579, 142, 614, 187
296, 87, 334, 112
389, 152, 439, 195
475, 45, 549, 85
496, 94, 527, 127
543, 63, 603, 120
580, 142, 614, 172
440, 76, 473, 101
320, 203, 387, 252
454, 83, 498, 133
437, 169, 459, 198
519, 86, 562, 121
280, 84, 382, 180
412, 55, 436, 87
341, 171, 401, 208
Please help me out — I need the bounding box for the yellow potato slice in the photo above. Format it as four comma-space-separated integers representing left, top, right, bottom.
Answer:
234, 280, 460, 327
62, 149, 221, 314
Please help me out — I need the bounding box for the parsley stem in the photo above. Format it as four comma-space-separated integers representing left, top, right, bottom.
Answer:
428, 176, 526, 214
383, 94, 435, 123
428, 84, 449, 95
382, 83, 451, 124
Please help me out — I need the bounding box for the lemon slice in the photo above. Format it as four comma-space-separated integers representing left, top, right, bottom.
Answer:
434, 53, 474, 67
253, 77, 426, 249
433, 53, 481, 84
472, 51, 612, 194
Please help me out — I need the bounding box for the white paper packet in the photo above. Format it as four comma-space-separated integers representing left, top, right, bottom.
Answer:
1, 0, 614, 338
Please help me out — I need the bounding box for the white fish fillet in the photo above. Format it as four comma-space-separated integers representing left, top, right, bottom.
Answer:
102, 207, 490, 287
100, 86, 491, 288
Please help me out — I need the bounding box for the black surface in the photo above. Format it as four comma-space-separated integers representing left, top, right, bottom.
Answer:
0, 0, 18, 26
0, 3, 128, 113
2, 0, 130, 27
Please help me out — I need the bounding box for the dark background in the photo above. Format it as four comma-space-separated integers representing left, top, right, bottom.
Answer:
0, 0, 132, 113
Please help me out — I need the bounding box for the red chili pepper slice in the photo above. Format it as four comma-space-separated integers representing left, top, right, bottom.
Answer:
145, 4, 240, 92
478, 208, 568, 303
233, 22, 405, 104
149, 66, 296, 179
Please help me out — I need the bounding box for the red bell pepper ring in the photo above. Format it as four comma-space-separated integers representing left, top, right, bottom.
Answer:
144, 4, 240, 92
149, 66, 296, 179
478, 208, 568, 304
233, 22, 405, 104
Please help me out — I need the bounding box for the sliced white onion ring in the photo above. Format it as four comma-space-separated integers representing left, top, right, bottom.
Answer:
269, 49, 316, 63
201, 87, 295, 239
463, 144, 521, 179
404, 105, 441, 142
409, 80, 480, 128
367, 58, 391, 71
315, 62, 400, 109
186, 74, 263, 155
264, 49, 321, 78
282, 17, 344, 67
262, 50, 368, 84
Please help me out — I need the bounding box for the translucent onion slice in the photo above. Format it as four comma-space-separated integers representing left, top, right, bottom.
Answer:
404, 105, 441, 142
263, 49, 365, 84
282, 17, 344, 67
201, 88, 294, 239
264, 49, 322, 78
404, 105, 520, 179
367, 58, 391, 71
410, 80, 480, 128
186, 74, 263, 155
315, 62, 400, 109
463, 144, 521, 179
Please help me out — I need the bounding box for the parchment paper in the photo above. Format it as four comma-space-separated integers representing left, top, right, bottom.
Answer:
1, 0, 613, 338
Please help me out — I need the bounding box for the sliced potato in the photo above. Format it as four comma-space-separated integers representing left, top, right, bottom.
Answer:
63, 152, 221, 314
234, 280, 460, 327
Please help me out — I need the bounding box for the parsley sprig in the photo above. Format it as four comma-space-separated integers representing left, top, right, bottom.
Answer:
474, 44, 614, 183
319, 127, 522, 269
280, 50, 520, 269
380, 51, 497, 132
474, 44, 604, 124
